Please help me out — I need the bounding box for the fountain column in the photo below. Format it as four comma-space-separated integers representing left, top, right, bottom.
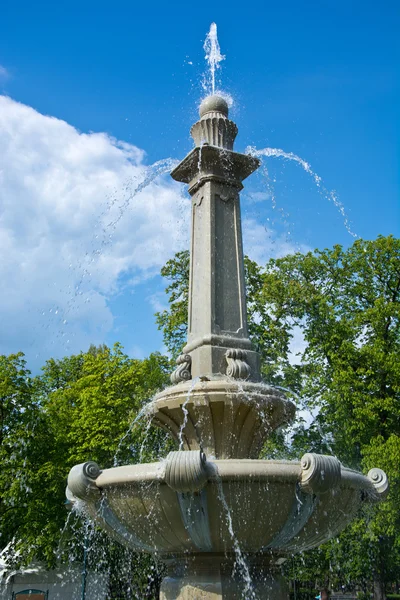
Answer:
151, 96, 294, 460
171, 95, 261, 381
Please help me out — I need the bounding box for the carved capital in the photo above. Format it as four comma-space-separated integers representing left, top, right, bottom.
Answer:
300, 453, 341, 495
171, 354, 192, 384
190, 116, 238, 150
225, 348, 251, 379
164, 450, 208, 493
67, 461, 101, 501
368, 468, 389, 498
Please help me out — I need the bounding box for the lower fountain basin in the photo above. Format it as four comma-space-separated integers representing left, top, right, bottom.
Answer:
67, 452, 387, 557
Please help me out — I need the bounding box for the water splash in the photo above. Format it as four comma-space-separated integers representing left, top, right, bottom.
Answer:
203, 23, 225, 95
113, 403, 153, 467
101, 157, 179, 233
246, 146, 357, 238
44, 157, 180, 356
178, 376, 200, 450
138, 415, 155, 463
275, 384, 335, 456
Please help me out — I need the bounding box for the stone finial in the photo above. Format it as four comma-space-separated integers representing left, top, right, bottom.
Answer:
191, 94, 238, 150
368, 468, 389, 498
67, 461, 101, 501
199, 95, 229, 118
164, 450, 208, 493
300, 453, 342, 495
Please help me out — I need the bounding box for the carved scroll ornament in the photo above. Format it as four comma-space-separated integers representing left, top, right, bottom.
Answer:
225, 348, 251, 379
171, 353, 192, 384
368, 468, 389, 498
164, 450, 208, 493
300, 453, 341, 495
67, 461, 101, 501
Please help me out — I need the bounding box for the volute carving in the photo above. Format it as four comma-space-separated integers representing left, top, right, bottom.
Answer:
368, 468, 389, 498
225, 348, 251, 379
171, 353, 192, 384
164, 450, 208, 493
67, 461, 101, 501
300, 453, 341, 495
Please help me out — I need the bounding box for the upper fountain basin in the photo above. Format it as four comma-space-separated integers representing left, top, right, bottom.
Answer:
148, 377, 296, 459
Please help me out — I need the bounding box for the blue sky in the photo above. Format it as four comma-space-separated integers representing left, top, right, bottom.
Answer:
0, 0, 398, 371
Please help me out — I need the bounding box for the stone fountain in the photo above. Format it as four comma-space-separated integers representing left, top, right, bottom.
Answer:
67, 94, 388, 599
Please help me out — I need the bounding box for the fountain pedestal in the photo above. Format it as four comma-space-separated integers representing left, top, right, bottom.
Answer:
151, 378, 294, 459
160, 554, 288, 600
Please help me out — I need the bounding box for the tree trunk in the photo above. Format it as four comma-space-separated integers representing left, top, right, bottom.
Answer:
373, 578, 386, 600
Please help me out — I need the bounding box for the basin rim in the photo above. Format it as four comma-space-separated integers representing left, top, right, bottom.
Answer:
94, 458, 377, 495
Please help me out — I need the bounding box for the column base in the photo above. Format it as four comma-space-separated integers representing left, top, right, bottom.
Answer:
160, 554, 289, 600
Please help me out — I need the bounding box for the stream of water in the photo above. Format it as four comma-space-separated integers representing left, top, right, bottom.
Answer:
246, 146, 357, 239
203, 22, 225, 95
112, 403, 154, 467
215, 477, 256, 600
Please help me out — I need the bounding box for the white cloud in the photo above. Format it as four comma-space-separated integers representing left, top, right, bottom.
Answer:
148, 292, 169, 314
242, 217, 310, 264
0, 96, 189, 366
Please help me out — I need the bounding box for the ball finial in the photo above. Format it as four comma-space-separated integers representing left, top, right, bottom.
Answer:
199, 95, 229, 118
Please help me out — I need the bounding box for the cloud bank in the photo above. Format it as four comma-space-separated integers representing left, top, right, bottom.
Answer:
0, 96, 188, 366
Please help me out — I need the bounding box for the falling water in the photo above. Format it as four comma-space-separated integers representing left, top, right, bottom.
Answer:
113, 403, 153, 467
215, 477, 256, 600
275, 384, 336, 457
71, 156, 179, 293
178, 376, 200, 450
203, 22, 225, 95
138, 415, 156, 463
6, 18, 374, 598
43, 156, 180, 357
100, 157, 180, 233
246, 146, 357, 238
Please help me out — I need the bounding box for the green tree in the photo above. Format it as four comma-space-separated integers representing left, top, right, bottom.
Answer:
155, 250, 190, 359
156, 235, 400, 597
0, 344, 172, 598
42, 343, 171, 468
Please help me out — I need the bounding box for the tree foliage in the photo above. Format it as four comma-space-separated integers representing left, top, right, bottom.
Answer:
156, 235, 400, 595
155, 250, 190, 359
0, 344, 171, 597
